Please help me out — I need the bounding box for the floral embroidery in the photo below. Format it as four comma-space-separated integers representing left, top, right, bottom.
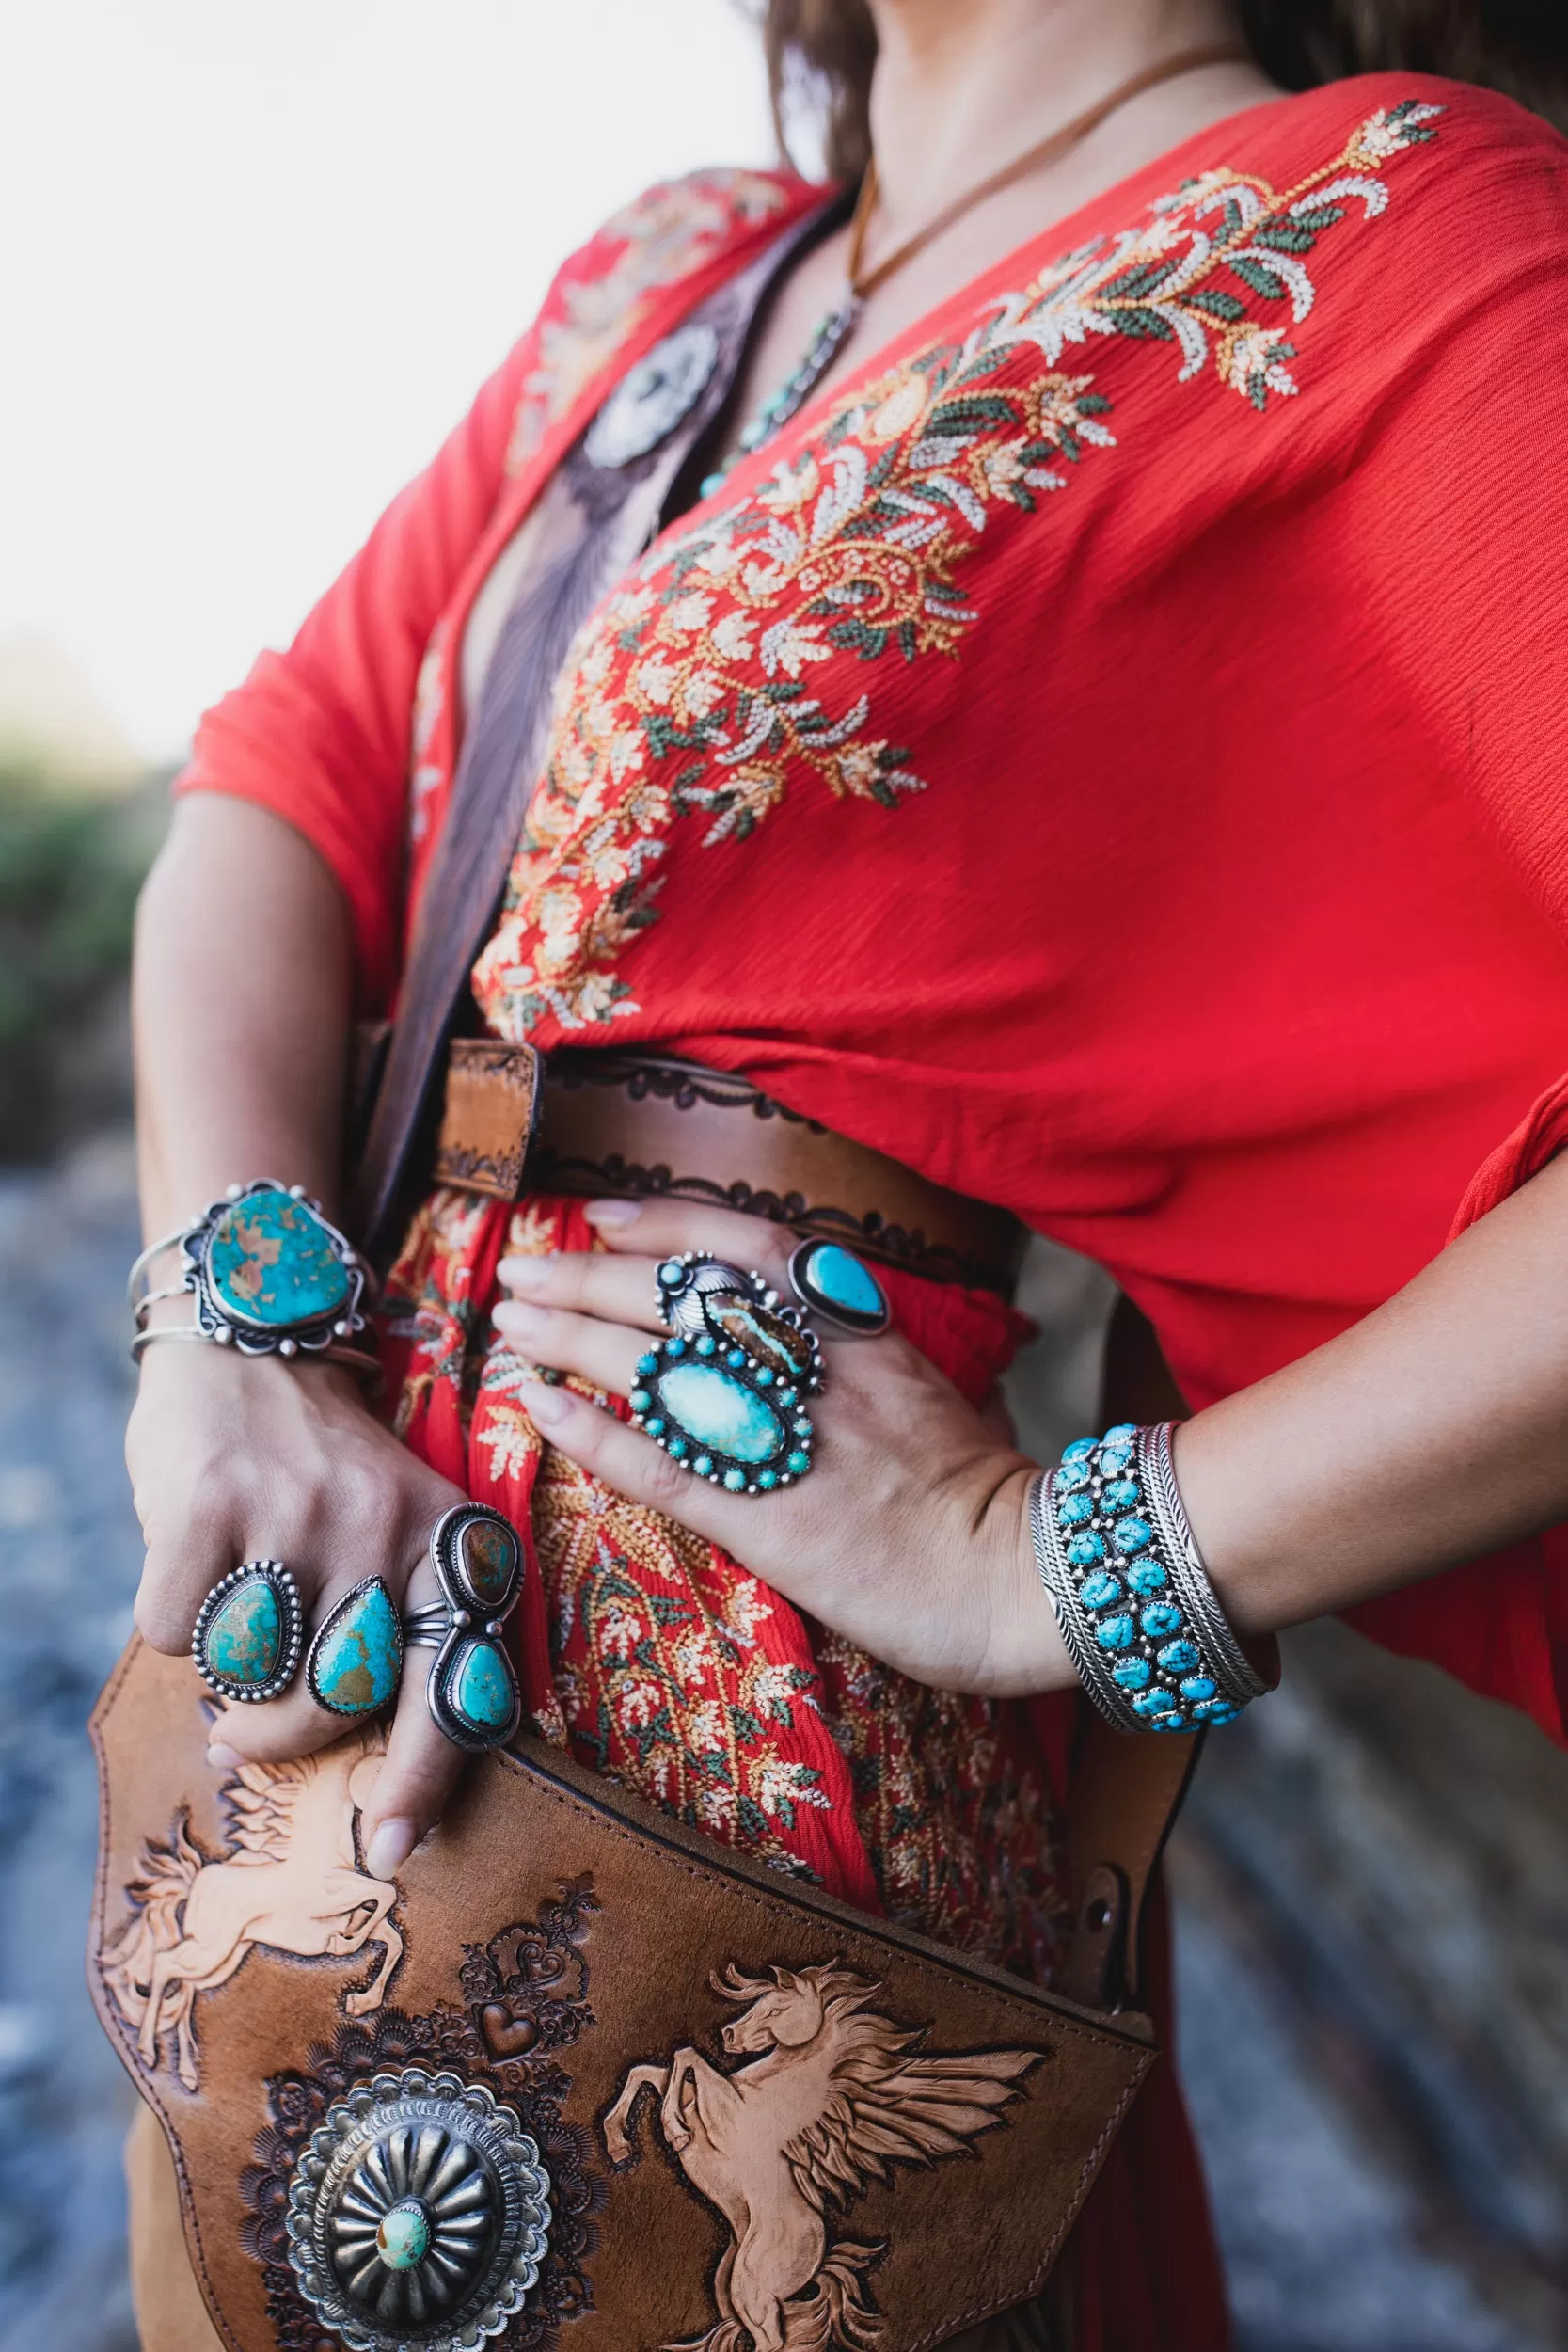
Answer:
504, 170, 800, 473
472, 102, 1441, 1044
816, 1634, 1067, 1976
986, 99, 1443, 411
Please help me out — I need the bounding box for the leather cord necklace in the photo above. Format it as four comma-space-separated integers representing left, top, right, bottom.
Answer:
703, 39, 1249, 494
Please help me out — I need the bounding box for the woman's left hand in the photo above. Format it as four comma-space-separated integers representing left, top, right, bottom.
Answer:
494, 1200, 1075, 1699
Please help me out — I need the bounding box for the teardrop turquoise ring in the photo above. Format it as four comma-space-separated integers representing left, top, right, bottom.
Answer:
305, 1577, 404, 1718
631, 1254, 825, 1494
786, 1239, 891, 1337
192, 1560, 304, 1704
406, 1504, 525, 1753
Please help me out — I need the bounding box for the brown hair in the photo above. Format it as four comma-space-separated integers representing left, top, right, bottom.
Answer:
757, 0, 1568, 180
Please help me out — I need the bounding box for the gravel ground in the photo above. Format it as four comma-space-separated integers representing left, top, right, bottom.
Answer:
0, 1145, 1547, 2350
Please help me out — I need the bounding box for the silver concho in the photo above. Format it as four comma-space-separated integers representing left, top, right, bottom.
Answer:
285, 2067, 552, 2350
582, 322, 719, 469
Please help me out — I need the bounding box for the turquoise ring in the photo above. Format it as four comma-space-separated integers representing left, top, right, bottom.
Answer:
786, 1239, 891, 1336
305, 1577, 404, 1718
192, 1560, 304, 1704
630, 1254, 824, 1494
409, 1505, 525, 1753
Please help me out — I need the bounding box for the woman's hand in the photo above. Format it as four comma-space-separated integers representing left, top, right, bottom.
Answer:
494, 1200, 1074, 1698
126, 1342, 471, 1876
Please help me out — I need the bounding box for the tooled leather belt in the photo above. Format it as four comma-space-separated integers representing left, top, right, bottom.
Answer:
431, 1038, 1026, 1295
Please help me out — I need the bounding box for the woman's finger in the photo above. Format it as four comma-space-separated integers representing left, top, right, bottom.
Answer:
133, 1502, 244, 1655
492, 1299, 647, 1395
356, 1586, 472, 1877
583, 1198, 799, 1289
518, 1376, 776, 1549
496, 1248, 669, 1333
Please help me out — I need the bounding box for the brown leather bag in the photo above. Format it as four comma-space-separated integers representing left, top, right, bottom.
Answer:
91, 1644, 1190, 2352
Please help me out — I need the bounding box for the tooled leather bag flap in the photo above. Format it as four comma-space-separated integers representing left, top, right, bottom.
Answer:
91, 1640, 1154, 2352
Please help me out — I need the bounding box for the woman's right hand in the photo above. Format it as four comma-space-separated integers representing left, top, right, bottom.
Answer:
125, 1341, 474, 1877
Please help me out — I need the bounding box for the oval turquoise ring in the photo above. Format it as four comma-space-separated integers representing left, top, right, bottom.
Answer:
630, 1255, 824, 1495
191, 1560, 304, 1704
786, 1239, 891, 1336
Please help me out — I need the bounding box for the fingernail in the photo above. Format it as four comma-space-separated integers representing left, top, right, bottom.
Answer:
495, 1300, 548, 1337
521, 1379, 571, 1426
497, 1254, 551, 1290
367, 1819, 418, 1879
206, 1742, 243, 1771
584, 1199, 641, 1227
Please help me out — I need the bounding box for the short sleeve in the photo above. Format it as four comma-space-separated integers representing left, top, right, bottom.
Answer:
1333, 105, 1568, 1230
173, 339, 533, 1011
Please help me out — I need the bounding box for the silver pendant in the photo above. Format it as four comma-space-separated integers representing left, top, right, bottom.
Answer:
583, 320, 719, 469
285, 2065, 552, 2350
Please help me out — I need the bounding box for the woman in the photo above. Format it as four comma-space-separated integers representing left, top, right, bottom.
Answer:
122, 0, 1568, 2343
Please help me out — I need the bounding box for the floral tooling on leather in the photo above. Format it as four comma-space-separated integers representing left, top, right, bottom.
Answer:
100, 1725, 402, 2093
601, 1959, 1040, 2352
469, 102, 1441, 1046
379, 1192, 1067, 1975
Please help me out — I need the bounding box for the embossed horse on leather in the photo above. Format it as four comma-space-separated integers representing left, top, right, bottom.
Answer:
603, 1961, 1041, 2352
100, 1726, 402, 2091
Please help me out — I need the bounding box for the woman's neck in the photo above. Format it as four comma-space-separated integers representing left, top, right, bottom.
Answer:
864, 0, 1253, 231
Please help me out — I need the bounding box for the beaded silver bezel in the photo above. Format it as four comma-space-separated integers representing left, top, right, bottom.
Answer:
190, 1559, 303, 1705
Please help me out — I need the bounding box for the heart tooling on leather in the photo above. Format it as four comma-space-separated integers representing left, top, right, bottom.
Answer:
602, 1959, 1045, 2352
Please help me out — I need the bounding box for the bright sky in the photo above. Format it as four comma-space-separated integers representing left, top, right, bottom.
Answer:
5, 1, 781, 761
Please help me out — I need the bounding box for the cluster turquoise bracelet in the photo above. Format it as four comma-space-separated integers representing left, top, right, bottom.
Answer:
1030, 1421, 1272, 1736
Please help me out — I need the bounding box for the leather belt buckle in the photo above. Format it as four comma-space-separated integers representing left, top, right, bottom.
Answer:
434, 1039, 543, 1202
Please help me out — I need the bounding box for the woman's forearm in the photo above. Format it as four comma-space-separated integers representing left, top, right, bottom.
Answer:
1176, 1145, 1568, 1630
133, 793, 353, 1239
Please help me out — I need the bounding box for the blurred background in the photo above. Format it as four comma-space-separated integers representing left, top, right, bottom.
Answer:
4, 6, 1567, 2348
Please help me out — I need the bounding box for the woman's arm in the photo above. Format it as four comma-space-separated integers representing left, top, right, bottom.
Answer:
486, 1176, 1568, 1703
128, 795, 468, 1874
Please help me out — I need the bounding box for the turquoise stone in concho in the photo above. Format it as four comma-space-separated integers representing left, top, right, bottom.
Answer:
309, 1581, 402, 1716
654, 1362, 785, 1467
376, 2202, 431, 2272
206, 1190, 350, 1330
204, 1576, 281, 1686
449, 1639, 516, 1733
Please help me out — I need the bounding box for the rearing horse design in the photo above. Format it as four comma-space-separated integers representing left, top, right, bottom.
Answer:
101, 1728, 402, 2092
603, 1961, 1041, 2352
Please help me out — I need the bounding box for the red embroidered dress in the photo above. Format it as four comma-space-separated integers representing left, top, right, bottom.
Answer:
178, 75, 1568, 2345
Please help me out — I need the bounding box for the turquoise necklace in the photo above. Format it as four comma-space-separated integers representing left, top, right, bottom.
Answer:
698, 40, 1247, 504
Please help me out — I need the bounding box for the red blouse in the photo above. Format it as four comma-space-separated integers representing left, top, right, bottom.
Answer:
182, 72, 1568, 1743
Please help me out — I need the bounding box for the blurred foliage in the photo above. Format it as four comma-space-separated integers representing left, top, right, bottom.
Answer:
0, 760, 166, 1160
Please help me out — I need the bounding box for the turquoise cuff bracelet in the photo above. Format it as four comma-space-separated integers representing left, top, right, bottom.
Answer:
1031, 1421, 1271, 1736
129, 1181, 372, 1364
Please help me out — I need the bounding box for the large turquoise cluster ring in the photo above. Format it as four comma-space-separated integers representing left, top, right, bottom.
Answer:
629, 1254, 826, 1494
405, 1505, 525, 1753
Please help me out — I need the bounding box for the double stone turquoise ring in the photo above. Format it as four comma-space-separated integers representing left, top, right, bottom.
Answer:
404, 1504, 525, 1753
626, 1242, 890, 1496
